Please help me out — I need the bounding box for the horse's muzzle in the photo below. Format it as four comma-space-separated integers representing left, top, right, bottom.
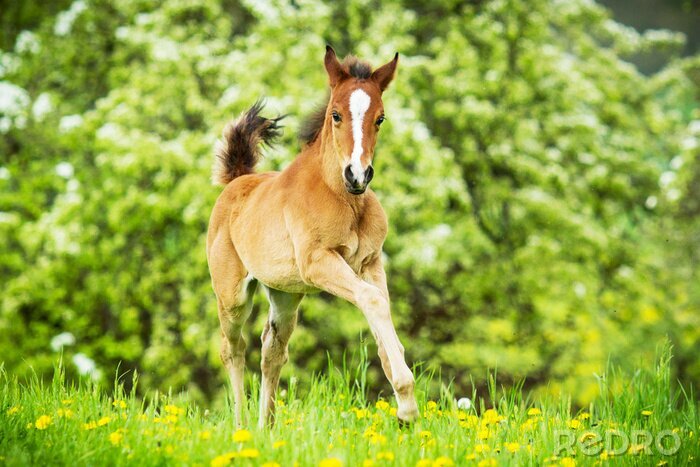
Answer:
344, 164, 373, 195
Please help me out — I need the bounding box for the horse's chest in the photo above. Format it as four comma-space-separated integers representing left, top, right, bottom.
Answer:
338, 231, 371, 273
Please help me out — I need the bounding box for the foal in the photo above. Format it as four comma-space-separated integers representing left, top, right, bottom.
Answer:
206, 46, 419, 428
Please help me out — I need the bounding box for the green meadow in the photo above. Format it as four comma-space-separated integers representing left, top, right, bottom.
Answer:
1, 346, 697, 466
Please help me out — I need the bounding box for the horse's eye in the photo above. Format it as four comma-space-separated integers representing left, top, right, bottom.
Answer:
376, 116, 385, 126
331, 111, 341, 123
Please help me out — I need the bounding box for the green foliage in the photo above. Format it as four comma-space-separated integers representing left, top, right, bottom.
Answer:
1, 0, 699, 406
0, 349, 697, 465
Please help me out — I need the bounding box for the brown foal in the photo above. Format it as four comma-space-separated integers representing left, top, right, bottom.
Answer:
206, 46, 419, 428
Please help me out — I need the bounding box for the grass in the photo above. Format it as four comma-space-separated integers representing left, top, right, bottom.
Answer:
0, 344, 698, 466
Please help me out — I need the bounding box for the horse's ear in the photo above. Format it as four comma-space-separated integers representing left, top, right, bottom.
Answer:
324, 45, 348, 88
371, 53, 399, 92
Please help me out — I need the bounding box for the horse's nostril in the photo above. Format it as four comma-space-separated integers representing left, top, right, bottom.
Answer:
344, 165, 354, 184
365, 165, 374, 183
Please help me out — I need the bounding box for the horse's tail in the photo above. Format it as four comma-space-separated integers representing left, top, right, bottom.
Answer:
212, 100, 284, 185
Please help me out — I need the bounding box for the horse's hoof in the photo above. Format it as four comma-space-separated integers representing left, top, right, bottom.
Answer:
397, 417, 413, 428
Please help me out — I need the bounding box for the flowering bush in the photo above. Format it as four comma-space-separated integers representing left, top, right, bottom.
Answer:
0, 0, 698, 404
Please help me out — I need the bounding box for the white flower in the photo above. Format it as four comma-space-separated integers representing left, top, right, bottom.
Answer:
96, 122, 121, 141
670, 155, 684, 170
151, 38, 180, 61
72, 353, 101, 379
659, 171, 676, 188
457, 397, 472, 410
574, 282, 587, 298
688, 120, 700, 134
645, 195, 658, 209
54, 0, 87, 36
0, 82, 30, 115
59, 114, 83, 133
15, 31, 40, 54
50, 332, 76, 351
55, 162, 74, 179
0, 167, 10, 180
32, 93, 53, 121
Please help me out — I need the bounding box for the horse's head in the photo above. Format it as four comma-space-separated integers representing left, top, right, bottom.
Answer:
323, 46, 398, 195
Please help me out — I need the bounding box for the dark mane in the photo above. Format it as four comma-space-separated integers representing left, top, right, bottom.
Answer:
344, 55, 372, 79
298, 55, 373, 145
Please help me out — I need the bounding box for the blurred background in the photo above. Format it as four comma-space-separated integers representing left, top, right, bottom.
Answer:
1, 0, 699, 407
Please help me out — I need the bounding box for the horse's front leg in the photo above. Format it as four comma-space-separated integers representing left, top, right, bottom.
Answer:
359, 255, 418, 420
300, 249, 419, 423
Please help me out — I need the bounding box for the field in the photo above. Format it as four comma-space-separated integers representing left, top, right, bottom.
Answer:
1, 347, 697, 466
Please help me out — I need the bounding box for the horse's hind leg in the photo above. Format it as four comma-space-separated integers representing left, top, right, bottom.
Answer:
208, 235, 257, 427
258, 285, 303, 428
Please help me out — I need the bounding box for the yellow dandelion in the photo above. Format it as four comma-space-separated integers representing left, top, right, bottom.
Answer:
477, 428, 490, 440
377, 451, 395, 461
577, 412, 590, 420
34, 415, 52, 430
416, 460, 432, 467
527, 408, 542, 416
97, 416, 111, 426
7, 406, 20, 415
109, 429, 124, 446
238, 448, 259, 458
475, 444, 490, 454
352, 408, 369, 419
210, 452, 236, 467
61, 399, 73, 405
199, 430, 211, 440
232, 429, 252, 443
505, 442, 520, 453
57, 408, 74, 418
273, 440, 287, 449
641, 410, 653, 416
389, 407, 397, 416
482, 409, 499, 424
112, 400, 127, 409
628, 444, 645, 455
560, 457, 576, 467
477, 459, 497, 467
319, 458, 342, 467
375, 400, 390, 412
567, 419, 581, 429
426, 401, 438, 411
164, 404, 184, 416
262, 463, 281, 467
419, 430, 432, 440
82, 421, 97, 430
363, 460, 374, 467
433, 456, 454, 466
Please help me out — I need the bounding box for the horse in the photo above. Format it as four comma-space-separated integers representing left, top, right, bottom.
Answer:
206, 46, 419, 428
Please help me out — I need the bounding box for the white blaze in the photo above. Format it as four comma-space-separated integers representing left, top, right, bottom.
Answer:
348, 89, 371, 181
